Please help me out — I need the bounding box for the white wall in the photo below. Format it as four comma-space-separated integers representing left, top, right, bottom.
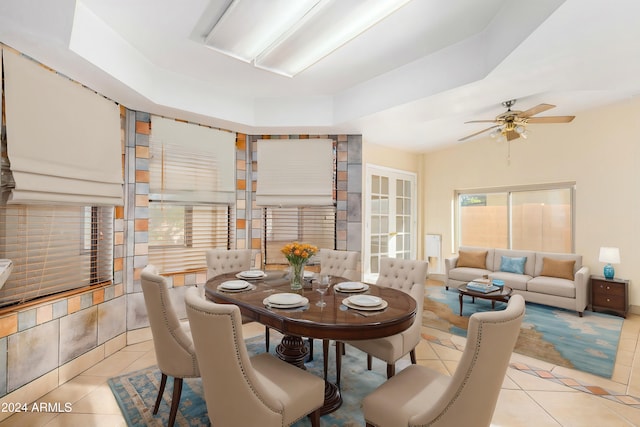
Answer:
421, 97, 640, 310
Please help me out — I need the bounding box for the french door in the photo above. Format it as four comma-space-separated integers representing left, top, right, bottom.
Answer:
363, 165, 417, 283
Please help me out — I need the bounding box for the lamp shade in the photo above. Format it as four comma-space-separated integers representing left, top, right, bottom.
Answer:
599, 247, 620, 264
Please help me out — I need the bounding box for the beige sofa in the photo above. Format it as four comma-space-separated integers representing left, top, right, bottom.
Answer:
445, 246, 589, 316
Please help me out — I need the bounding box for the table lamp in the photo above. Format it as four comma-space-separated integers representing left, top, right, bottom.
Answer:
599, 247, 620, 280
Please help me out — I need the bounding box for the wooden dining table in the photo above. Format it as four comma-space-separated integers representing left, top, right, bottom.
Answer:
205, 270, 417, 415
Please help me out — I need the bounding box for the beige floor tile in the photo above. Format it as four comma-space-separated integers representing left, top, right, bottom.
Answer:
43, 413, 126, 427
414, 339, 438, 359
492, 389, 561, 426
506, 369, 573, 392
69, 383, 123, 415
39, 375, 106, 406
415, 359, 450, 375
0, 411, 57, 427
81, 350, 148, 378
431, 343, 462, 362
527, 390, 634, 426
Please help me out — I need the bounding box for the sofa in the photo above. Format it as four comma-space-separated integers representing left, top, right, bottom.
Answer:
445, 246, 589, 316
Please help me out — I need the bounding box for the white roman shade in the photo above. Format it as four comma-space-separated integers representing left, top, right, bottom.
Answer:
149, 116, 236, 204
256, 139, 334, 206
2, 49, 123, 205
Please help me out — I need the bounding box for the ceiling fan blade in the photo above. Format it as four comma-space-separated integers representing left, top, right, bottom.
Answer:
458, 125, 500, 141
526, 115, 575, 123
505, 130, 520, 141
464, 120, 498, 124
520, 103, 556, 118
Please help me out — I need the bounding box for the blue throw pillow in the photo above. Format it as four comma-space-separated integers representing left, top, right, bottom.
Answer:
500, 256, 527, 275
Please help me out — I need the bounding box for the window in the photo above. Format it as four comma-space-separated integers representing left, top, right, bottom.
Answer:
0, 204, 113, 308
456, 184, 574, 253
149, 203, 232, 272
263, 207, 336, 266
148, 116, 236, 273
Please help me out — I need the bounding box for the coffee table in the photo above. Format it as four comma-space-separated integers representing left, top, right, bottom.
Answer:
458, 283, 512, 316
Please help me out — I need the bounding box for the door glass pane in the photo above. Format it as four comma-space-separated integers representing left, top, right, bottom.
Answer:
511, 189, 572, 252
459, 193, 508, 248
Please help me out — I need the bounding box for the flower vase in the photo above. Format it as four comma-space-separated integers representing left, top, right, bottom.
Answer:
289, 261, 306, 291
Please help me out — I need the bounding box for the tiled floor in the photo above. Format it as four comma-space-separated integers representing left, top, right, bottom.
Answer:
1, 308, 640, 426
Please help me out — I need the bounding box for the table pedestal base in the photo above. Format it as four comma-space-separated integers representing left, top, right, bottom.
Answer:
275, 335, 342, 415
275, 335, 308, 369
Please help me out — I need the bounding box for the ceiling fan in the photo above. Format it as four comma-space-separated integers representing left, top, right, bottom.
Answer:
459, 99, 575, 142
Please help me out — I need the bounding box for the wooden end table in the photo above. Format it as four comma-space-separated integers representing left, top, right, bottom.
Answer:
458, 283, 513, 316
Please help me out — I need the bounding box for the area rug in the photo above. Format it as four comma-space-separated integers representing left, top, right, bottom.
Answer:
108, 336, 387, 426
423, 284, 623, 378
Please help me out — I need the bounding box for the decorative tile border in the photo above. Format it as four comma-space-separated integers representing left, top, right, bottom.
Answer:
423, 333, 640, 408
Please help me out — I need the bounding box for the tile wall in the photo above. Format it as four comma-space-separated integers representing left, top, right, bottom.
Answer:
0, 107, 363, 407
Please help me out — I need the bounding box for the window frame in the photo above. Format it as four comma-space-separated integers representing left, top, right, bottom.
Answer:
454, 182, 576, 253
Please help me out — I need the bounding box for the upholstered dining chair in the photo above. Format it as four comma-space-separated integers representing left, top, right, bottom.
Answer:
316, 249, 360, 383
184, 286, 325, 427
140, 265, 199, 427
362, 294, 525, 427
205, 248, 253, 279
344, 257, 428, 379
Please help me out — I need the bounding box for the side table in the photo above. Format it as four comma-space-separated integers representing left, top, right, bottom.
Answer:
591, 275, 628, 318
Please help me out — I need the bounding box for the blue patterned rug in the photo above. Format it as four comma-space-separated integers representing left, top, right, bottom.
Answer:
423, 285, 623, 378
108, 336, 387, 426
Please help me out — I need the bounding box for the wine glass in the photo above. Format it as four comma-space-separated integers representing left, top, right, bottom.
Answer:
314, 274, 331, 307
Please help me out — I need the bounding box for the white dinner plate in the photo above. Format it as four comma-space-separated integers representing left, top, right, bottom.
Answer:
218, 280, 251, 290
348, 295, 383, 307
335, 282, 368, 292
236, 270, 266, 279
342, 297, 388, 311
267, 293, 305, 306
263, 294, 309, 309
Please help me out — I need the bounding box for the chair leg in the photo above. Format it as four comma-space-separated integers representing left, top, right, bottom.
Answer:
153, 373, 168, 414
308, 338, 314, 362
168, 377, 183, 427
386, 363, 395, 378
367, 354, 372, 370
410, 348, 417, 364
322, 340, 329, 381
308, 408, 321, 427
265, 326, 270, 352
336, 341, 342, 388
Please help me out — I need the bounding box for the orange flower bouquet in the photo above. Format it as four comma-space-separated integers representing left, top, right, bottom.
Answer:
281, 242, 318, 290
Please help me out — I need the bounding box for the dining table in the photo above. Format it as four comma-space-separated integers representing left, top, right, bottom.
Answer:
205, 270, 417, 415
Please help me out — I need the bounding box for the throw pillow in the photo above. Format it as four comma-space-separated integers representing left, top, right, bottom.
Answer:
540, 257, 575, 280
500, 256, 527, 274
457, 250, 488, 269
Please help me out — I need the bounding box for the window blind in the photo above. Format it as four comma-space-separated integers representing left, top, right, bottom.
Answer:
2, 49, 123, 205
149, 116, 236, 204
148, 117, 236, 273
0, 205, 114, 307
148, 204, 233, 273
263, 206, 336, 265
256, 139, 334, 207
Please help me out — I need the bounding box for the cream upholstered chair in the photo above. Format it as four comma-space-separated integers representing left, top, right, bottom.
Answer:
316, 249, 360, 382
362, 294, 525, 427
140, 265, 199, 427
184, 286, 324, 427
205, 248, 252, 279
345, 257, 428, 379
319, 248, 360, 281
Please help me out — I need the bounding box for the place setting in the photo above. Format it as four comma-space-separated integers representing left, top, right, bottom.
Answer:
263, 292, 309, 310
235, 269, 268, 280
341, 294, 388, 312
334, 281, 370, 293
216, 279, 256, 293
